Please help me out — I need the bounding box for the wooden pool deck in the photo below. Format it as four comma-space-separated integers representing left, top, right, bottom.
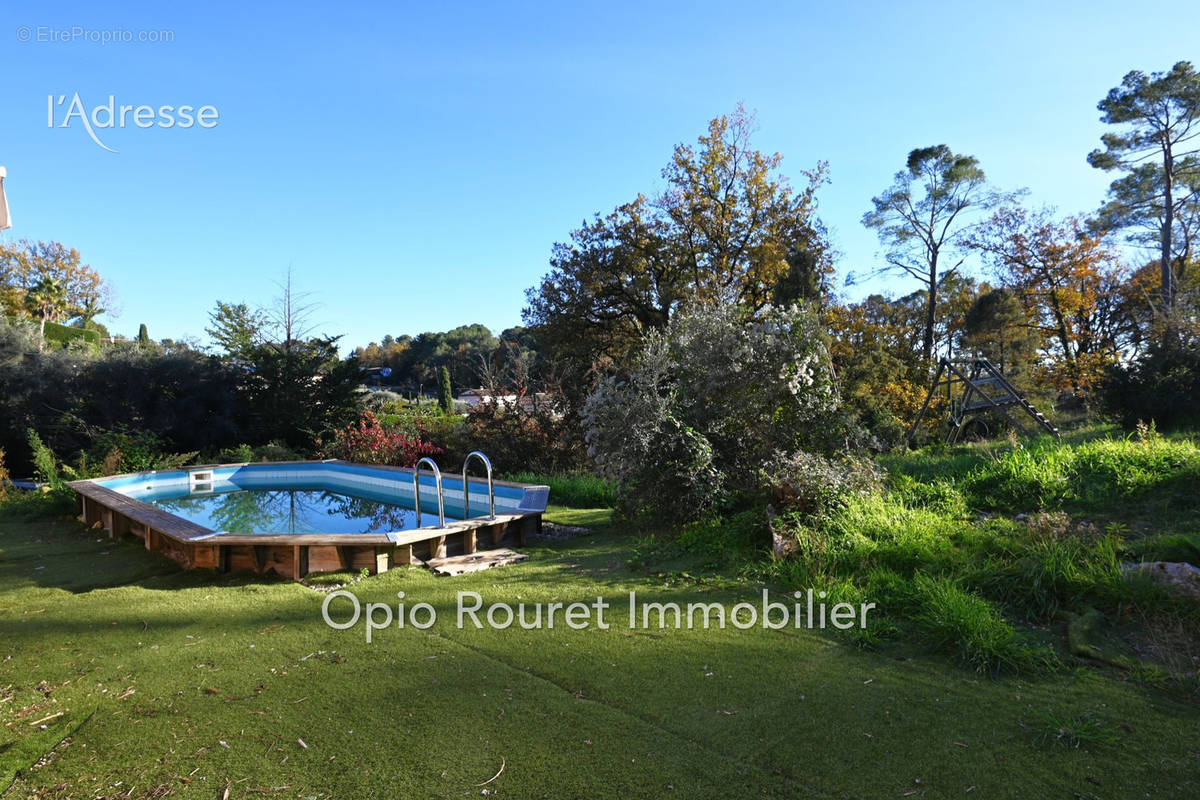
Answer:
68, 477, 542, 581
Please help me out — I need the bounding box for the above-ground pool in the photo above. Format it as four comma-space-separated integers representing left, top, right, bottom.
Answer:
68, 460, 549, 580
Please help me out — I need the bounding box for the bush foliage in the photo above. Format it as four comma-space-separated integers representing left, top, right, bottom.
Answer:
583, 301, 841, 523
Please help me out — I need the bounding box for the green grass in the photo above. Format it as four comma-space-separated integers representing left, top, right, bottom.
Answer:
3, 432, 1199, 797
4, 498, 1198, 797
907, 573, 1056, 674
1032, 709, 1125, 750
544, 504, 614, 528
505, 471, 617, 508
637, 430, 1200, 683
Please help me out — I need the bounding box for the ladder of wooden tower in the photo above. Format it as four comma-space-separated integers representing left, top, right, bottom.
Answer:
967, 359, 1059, 439
908, 358, 1059, 446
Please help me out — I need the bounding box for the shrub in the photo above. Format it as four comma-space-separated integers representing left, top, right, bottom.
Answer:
42, 321, 100, 350
26, 429, 62, 489
764, 450, 882, 524
1101, 331, 1200, 431
390, 403, 466, 462
360, 389, 405, 413
238, 338, 363, 451
0, 334, 247, 475
82, 428, 198, 474
583, 301, 840, 523
217, 443, 256, 463
215, 441, 306, 464
320, 411, 443, 467
460, 396, 584, 475
438, 366, 453, 413
250, 441, 305, 462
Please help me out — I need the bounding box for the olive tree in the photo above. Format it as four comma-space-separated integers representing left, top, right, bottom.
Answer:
582, 301, 838, 522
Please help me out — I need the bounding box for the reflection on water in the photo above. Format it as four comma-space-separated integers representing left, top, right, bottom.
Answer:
152, 488, 424, 534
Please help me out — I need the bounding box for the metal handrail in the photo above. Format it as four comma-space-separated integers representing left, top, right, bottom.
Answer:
461, 451, 495, 520
413, 457, 444, 527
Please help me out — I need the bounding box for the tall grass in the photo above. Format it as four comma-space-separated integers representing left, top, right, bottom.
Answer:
746, 431, 1200, 673
503, 471, 616, 508
909, 574, 1057, 674
960, 432, 1200, 513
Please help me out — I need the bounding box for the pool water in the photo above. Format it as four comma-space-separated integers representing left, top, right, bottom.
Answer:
147, 486, 461, 534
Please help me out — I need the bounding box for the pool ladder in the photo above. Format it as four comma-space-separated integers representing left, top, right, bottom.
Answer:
412, 451, 495, 528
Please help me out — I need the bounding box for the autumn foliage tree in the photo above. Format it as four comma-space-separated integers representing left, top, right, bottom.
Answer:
525, 106, 830, 407
0, 239, 111, 341
969, 207, 1128, 392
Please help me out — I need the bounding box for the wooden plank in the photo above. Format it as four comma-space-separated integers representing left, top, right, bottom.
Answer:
68, 481, 215, 542
427, 549, 528, 576
227, 546, 259, 573
212, 533, 395, 546
191, 544, 220, 569
428, 535, 446, 560
383, 514, 525, 547
306, 546, 343, 573
256, 546, 294, 577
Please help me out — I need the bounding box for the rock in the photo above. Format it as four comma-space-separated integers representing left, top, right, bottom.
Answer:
1121, 561, 1200, 597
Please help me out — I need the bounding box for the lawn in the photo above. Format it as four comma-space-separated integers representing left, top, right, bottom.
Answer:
1, 442, 1198, 798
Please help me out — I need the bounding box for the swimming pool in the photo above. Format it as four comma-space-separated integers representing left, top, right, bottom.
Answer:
68, 460, 549, 579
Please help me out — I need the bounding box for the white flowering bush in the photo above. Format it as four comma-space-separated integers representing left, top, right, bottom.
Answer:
582, 301, 839, 522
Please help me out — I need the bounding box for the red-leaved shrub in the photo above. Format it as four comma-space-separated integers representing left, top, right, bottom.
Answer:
321, 411, 443, 466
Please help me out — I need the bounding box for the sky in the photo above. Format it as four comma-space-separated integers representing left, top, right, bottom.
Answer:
2, 0, 1196, 351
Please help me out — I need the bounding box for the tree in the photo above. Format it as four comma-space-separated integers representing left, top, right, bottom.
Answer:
24, 276, 68, 341
239, 336, 362, 449
961, 288, 1041, 380
525, 106, 829, 406
0, 239, 111, 333
206, 301, 268, 360
656, 105, 829, 311
1088, 61, 1200, 316
970, 207, 1128, 392
266, 268, 320, 349
772, 242, 833, 307
438, 366, 453, 413
862, 145, 997, 362
137, 323, 150, 346
72, 295, 107, 330
582, 301, 838, 522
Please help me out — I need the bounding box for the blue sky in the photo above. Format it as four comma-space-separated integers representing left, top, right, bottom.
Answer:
2, 0, 1195, 350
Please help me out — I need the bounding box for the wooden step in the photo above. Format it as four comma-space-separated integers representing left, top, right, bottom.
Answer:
427, 548, 528, 576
